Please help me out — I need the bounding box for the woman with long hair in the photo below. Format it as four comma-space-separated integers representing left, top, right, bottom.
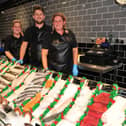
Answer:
42, 12, 78, 76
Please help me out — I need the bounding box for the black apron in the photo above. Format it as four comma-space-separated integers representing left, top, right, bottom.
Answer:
48, 34, 73, 74
30, 30, 45, 67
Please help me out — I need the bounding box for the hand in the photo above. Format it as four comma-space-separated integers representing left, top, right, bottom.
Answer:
45, 68, 49, 70
11, 57, 16, 62
42, 68, 49, 72
44, 67, 49, 71
16, 59, 23, 64
72, 64, 78, 76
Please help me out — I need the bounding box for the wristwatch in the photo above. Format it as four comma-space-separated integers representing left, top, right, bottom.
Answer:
115, 0, 126, 5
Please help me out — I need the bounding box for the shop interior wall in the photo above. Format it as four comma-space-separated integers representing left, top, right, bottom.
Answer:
0, 0, 126, 87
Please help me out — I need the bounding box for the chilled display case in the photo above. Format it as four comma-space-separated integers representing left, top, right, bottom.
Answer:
0, 58, 126, 126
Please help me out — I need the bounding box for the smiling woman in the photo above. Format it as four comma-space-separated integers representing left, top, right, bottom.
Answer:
4, 20, 24, 62
42, 12, 79, 76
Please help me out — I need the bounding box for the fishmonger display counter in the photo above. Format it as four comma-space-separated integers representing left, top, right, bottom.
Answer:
0, 58, 126, 126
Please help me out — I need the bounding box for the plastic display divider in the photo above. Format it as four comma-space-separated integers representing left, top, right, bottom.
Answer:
76, 83, 119, 126
1, 67, 37, 105
40, 76, 86, 126
23, 72, 62, 121
14, 71, 54, 116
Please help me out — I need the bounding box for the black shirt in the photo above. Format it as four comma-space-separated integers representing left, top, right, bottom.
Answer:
43, 29, 77, 49
23, 23, 51, 66
4, 35, 23, 59
43, 29, 77, 74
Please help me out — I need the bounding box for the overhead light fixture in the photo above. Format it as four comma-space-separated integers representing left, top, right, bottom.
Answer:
62, 1, 67, 5
1, 10, 5, 14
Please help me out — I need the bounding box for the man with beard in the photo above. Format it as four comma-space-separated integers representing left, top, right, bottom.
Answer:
18, 5, 51, 67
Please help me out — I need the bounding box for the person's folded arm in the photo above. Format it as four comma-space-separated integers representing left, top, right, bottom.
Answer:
42, 49, 48, 69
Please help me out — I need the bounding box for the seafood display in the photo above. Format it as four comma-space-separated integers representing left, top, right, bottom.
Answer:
0, 59, 126, 126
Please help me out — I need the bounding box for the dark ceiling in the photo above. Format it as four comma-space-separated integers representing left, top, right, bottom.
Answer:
0, 0, 36, 11
0, 0, 8, 4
